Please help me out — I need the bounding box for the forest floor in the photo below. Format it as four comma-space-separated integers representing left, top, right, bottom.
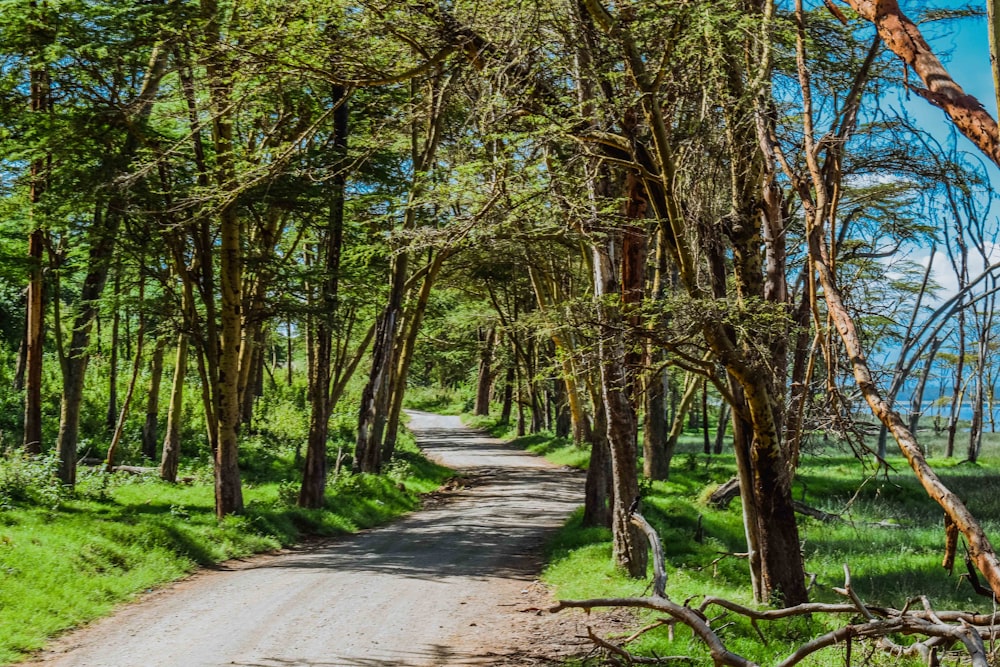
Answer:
20, 412, 622, 666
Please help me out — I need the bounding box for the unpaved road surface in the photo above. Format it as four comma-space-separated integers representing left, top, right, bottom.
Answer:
23, 412, 606, 666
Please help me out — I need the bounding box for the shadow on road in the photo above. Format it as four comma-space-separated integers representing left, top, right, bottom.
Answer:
252, 466, 581, 581
233, 642, 516, 666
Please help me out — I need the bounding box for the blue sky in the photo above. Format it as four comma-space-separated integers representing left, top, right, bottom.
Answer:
903, 3, 996, 150
878, 3, 999, 300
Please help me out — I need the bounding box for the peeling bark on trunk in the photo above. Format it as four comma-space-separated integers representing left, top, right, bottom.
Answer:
843, 0, 1000, 169
593, 240, 647, 578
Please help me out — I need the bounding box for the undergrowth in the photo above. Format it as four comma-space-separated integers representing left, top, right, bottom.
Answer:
473, 412, 1000, 666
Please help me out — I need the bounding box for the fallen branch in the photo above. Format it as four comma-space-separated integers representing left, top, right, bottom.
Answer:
110, 465, 158, 475
583, 627, 694, 665
630, 509, 666, 598
551, 519, 994, 665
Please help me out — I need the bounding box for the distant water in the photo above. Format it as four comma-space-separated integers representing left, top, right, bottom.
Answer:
891, 400, 995, 424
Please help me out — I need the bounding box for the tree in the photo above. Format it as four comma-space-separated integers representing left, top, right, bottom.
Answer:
792, 0, 1000, 597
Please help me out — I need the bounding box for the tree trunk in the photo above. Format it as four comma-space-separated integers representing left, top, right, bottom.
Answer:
728, 389, 763, 603
812, 222, 1000, 599
515, 360, 526, 437
474, 326, 496, 416
23, 225, 45, 455
663, 373, 703, 474
355, 252, 407, 474
56, 202, 121, 483
583, 395, 612, 529
554, 377, 571, 439
299, 84, 348, 509
714, 402, 730, 455
107, 267, 121, 433
204, 0, 243, 518
500, 364, 514, 425
909, 336, 943, 434
969, 337, 987, 462
215, 200, 244, 517
141, 336, 167, 460
300, 324, 331, 507
592, 239, 647, 578
286, 318, 294, 386
947, 323, 965, 458
702, 381, 711, 455
239, 328, 263, 427
14, 328, 27, 391
382, 254, 444, 462
642, 361, 669, 480
105, 292, 146, 470
159, 333, 187, 483
23, 12, 50, 455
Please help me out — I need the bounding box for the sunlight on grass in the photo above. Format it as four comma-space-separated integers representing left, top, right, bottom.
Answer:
515, 425, 1000, 666
0, 428, 452, 666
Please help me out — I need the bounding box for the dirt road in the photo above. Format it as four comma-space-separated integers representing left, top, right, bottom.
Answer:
24, 412, 589, 666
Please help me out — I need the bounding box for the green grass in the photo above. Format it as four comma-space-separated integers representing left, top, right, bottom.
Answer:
494, 420, 1000, 666
0, 431, 451, 665
463, 414, 592, 468
403, 385, 473, 415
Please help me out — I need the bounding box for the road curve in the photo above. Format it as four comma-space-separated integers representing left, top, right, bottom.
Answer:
23, 412, 583, 667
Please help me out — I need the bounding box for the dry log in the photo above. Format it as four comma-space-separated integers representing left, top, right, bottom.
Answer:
630, 509, 666, 598
110, 465, 158, 475
707, 478, 740, 508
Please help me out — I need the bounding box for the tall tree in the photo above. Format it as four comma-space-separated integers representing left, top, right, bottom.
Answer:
300, 84, 349, 509
22, 0, 53, 454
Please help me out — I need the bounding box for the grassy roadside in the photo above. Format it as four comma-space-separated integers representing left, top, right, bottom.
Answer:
0, 431, 451, 666
465, 414, 1000, 665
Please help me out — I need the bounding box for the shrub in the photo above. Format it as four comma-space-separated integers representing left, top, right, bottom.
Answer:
0, 449, 65, 508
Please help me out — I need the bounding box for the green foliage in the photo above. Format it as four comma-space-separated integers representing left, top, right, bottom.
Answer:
0, 449, 65, 508
404, 384, 474, 415
510, 433, 590, 469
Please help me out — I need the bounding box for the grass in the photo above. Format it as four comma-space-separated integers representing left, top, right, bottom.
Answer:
403, 385, 474, 415
470, 412, 1000, 666
0, 429, 452, 665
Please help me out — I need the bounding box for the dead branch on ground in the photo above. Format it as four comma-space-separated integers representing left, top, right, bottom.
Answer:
550, 511, 994, 666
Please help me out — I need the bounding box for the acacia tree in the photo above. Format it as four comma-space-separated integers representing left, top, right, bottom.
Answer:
570, 0, 809, 603
790, 0, 1000, 597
